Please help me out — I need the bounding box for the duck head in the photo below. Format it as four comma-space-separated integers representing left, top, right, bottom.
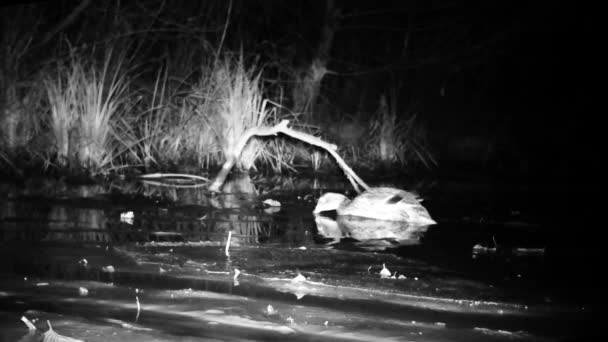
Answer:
313, 192, 351, 214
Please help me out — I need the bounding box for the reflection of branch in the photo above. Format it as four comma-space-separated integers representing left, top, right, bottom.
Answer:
209, 120, 369, 193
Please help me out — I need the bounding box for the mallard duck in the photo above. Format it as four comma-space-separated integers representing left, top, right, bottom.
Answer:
313, 187, 436, 225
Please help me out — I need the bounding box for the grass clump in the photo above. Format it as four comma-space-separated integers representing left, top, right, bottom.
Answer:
43, 47, 130, 173
189, 55, 285, 171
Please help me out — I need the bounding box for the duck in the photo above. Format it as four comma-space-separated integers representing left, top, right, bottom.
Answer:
313, 187, 436, 225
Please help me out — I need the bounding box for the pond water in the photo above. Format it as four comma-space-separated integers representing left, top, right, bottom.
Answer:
0, 174, 596, 341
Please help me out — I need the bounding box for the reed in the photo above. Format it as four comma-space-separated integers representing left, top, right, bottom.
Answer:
43, 47, 130, 172
44, 58, 79, 166
190, 55, 276, 170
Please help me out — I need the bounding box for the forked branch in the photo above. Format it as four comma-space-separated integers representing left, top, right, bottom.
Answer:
208, 120, 370, 193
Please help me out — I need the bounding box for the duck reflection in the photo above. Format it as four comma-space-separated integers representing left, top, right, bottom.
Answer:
314, 213, 430, 249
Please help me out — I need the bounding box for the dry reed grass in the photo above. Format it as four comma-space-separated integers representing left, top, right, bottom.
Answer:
43, 47, 130, 172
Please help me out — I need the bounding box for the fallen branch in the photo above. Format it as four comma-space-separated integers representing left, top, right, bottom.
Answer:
208, 120, 369, 193
140, 173, 209, 182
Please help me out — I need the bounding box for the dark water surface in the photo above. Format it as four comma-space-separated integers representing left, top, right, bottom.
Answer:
0, 176, 596, 341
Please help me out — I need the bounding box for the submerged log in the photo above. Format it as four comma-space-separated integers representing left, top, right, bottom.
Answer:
208, 120, 369, 193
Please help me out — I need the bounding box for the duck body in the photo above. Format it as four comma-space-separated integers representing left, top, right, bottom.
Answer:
314, 187, 436, 225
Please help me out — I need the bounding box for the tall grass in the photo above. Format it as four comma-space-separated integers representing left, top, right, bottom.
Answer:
43, 47, 130, 172
188, 55, 277, 170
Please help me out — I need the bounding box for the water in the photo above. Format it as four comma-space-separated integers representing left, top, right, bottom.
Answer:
0, 175, 595, 341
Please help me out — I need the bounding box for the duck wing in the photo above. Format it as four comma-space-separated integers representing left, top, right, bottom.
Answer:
340, 187, 434, 223
364, 187, 422, 205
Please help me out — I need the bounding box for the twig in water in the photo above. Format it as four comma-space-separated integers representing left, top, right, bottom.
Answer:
139, 173, 209, 182
225, 230, 232, 256
135, 296, 141, 322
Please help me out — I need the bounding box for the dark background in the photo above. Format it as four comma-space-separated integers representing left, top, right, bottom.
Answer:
1, 0, 598, 183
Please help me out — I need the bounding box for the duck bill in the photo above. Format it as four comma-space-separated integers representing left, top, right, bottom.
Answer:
420, 217, 437, 225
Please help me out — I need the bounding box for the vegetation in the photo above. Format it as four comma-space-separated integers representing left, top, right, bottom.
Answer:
0, 1, 439, 180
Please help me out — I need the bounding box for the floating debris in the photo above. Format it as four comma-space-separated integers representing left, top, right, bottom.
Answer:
225, 231, 232, 257
512, 247, 546, 256
120, 211, 134, 225
380, 263, 391, 279
234, 269, 241, 286
20, 316, 36, 331
78, 287, 88, 296
101, 265, 115, 273
265, 304, 278, 316
136, 296, 141, 321
291, 273, 306, 282
472, 243, 497, 257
